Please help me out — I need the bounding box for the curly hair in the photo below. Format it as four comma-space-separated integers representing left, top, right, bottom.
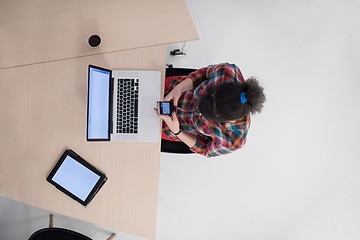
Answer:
198, 77, 266, 122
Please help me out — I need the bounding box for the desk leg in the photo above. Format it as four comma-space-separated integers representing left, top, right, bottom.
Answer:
49, 214, 54, 228
107, 233, 117, 240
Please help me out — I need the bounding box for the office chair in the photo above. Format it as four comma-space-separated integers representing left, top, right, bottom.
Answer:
28, 214, 116, 240
160, 67, 196, 154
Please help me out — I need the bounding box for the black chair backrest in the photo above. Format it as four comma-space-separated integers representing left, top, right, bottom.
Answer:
166, 67, 196, 77
29, 228, 92, 240
161, 67, 197, 154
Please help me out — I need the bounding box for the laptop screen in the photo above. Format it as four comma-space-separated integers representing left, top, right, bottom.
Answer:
87, 65, 112, 141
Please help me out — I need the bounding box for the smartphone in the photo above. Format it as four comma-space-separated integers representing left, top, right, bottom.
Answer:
157, 101, 174, 115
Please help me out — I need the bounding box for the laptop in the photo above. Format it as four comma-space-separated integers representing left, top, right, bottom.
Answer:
87, 65, 161, 142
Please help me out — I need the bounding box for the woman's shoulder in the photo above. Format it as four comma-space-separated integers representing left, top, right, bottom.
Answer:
207, 63, 244, 83
223, 116, 251, 131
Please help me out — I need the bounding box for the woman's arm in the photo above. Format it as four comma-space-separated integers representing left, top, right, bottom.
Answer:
163, 77, 193, 107
155, 110, 196, 148
173, 130, 197, 148
164, 63, 233, 106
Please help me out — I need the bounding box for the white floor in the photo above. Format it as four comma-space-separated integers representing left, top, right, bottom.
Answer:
156, 0, 360, 240
1, 1, 360, 240
0, 196, 146, 240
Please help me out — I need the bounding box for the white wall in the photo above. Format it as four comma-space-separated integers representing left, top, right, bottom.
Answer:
156, 0, 360, 239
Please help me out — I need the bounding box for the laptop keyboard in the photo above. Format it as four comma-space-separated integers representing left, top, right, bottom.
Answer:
116, 78, 139, 134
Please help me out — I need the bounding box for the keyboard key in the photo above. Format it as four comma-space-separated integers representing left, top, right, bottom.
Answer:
134, 99, 138, 117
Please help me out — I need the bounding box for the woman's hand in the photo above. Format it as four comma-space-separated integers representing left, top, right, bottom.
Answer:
154, 109, 180, 134
164, 77, 193, 107
163, 86, 183, 108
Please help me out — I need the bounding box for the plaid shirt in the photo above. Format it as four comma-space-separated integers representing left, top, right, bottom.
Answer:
163, 63, 251, 157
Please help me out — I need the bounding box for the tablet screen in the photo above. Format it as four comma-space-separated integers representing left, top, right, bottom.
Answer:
47, 149, 107, 206
51, 155, 101, 201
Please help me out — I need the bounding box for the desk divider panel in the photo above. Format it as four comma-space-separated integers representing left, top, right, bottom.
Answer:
0, 0, 198, 69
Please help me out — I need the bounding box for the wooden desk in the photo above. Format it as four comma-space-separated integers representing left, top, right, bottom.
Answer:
0, 0, 198, 239
0, 0, 198, 69
0, 45, 167, 239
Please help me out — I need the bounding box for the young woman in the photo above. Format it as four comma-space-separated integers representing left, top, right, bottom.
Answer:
156, 63, 266, 157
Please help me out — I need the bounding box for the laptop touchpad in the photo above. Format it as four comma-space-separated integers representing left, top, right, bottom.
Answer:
140, 96, 157, 117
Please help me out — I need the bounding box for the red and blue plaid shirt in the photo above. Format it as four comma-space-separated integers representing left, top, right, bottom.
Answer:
163, 63, 251, 157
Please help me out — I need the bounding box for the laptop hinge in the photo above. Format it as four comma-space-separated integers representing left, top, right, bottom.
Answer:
109, 77, 114, 134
